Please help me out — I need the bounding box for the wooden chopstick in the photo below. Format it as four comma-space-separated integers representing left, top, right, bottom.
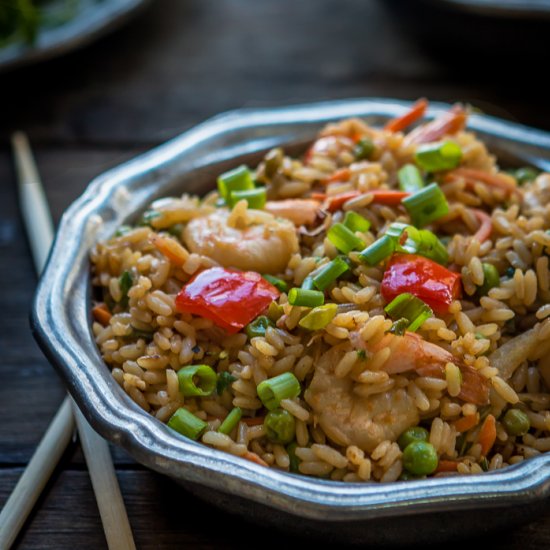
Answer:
0, 133, 136, 550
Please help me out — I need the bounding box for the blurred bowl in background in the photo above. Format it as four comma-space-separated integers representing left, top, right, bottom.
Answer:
0, 0, 150, 73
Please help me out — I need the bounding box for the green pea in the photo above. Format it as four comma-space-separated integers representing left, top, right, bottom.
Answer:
502, 409, 530, 436
476, 263, 500, 296
403, 441, 438, 476
353, 137, 375, 160
264, 409, 296, 444
397, 426, 429, 451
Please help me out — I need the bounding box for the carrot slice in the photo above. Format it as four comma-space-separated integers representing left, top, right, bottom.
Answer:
243, 451, 269, 467
384, 98, 428, 133
453, 413, 480, 433
151, 234, 189, 266
445, 167, 518, 197
242, 417, 265, 426
407, 105, 467, 144
92, 303, 111, 326
323, 191, 361, 212
478, 414, 497, 457
323, 167, 352, 184
435, 460, 459, 474
368, 190, 411, 205
471, 208, 492, 243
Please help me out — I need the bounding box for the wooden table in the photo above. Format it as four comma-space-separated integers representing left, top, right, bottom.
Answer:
1, 1, 550, 547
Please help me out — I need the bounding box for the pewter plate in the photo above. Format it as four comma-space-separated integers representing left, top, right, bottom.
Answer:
0, 0, 149, 73
31, 99, 550, 544
423, 0, 550, 19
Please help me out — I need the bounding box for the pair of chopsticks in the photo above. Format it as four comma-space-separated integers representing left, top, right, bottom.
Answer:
0, 133, 136, 550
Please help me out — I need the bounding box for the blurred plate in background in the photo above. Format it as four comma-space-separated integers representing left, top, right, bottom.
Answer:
428, 0, 550, 19
0, 0, 150, 73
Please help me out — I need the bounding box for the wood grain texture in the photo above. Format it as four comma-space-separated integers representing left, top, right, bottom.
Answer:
1, 0, 550, 547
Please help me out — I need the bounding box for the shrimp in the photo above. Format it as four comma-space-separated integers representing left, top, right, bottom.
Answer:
305, 346, 420, 453
360, 331, 490, 405
183, 208, 298, 274
264, 199, 321, 226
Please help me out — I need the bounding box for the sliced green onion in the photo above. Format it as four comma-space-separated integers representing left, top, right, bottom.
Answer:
388, 223, 448, 265
353, 137, 375, 160
229, 187, 266, 209
139, 210, 161, 227
216, 371, 237, 395
402, 183, 449, 227
178, 364, 217, 397
286, 442, 301, 473
388, 318, 409, 336
288, 288, 324, 307
168, 407, 207, 440
167, 223, 185, 238
245, 315, 274, 339
358, 234, 396, 266
217, 165, 254, 199
114, 225, 132, 237
262, 274, 288, 292
384, 293, 433, 332
512, 167, 539, 185
257, 372, 301, 410
118, 270, 133, 307
264, 408, 296, 444
398, 164, 425, 192
267, 301, 284, 321
476, 263, 500, 296
312, 257, 350, 290
343, 211, 371, 233
301, 276, 315, 290
218, 407, 242, 435
299, 303, 338, 330
414, 141, 462, 172
327, 223, 365, 254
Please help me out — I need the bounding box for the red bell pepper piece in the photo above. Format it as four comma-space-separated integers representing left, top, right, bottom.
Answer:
381, 254, 461, 314
175, 267, 280, 333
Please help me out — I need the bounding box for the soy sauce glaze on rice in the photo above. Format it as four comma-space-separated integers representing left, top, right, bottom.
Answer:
91, 99, 550, 482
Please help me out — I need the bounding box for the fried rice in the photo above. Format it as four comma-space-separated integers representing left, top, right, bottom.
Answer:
90, 100, 550, 482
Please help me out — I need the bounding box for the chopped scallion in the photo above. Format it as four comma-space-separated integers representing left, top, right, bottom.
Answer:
216, 371, 237, 395
387, 223, 448, 265
267, 301, 284, 322
262, 274, 288, 292
245, 315, 274, 339
384, 293, 433, 332
301, 276, 314, 290
512, 167, 540, 185
298, 303, 338, 330
414, 141, 462, 172
398, 164, 425, 192
217, 165, 254, 199
327, 223, 365, 254
358, 234, 395, 266
114, 225, 132, 237
178, 364, 217, 397
257, 372, 301, 410
229, 187, 266, 209
288, 288, 324, 307
402, 183, 449, 227
388, 318, 409, 336
168, 407, 207, 440
312, 257, 350, 290
218, 407, 242, 435
287, 442, 301, 473
118, 270, 133, 307
343, 211, 371, 233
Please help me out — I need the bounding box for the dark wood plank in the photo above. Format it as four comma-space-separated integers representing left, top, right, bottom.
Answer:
2, 468, 550, 550
0, 0, 548, 148
0, 148, 142, 465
